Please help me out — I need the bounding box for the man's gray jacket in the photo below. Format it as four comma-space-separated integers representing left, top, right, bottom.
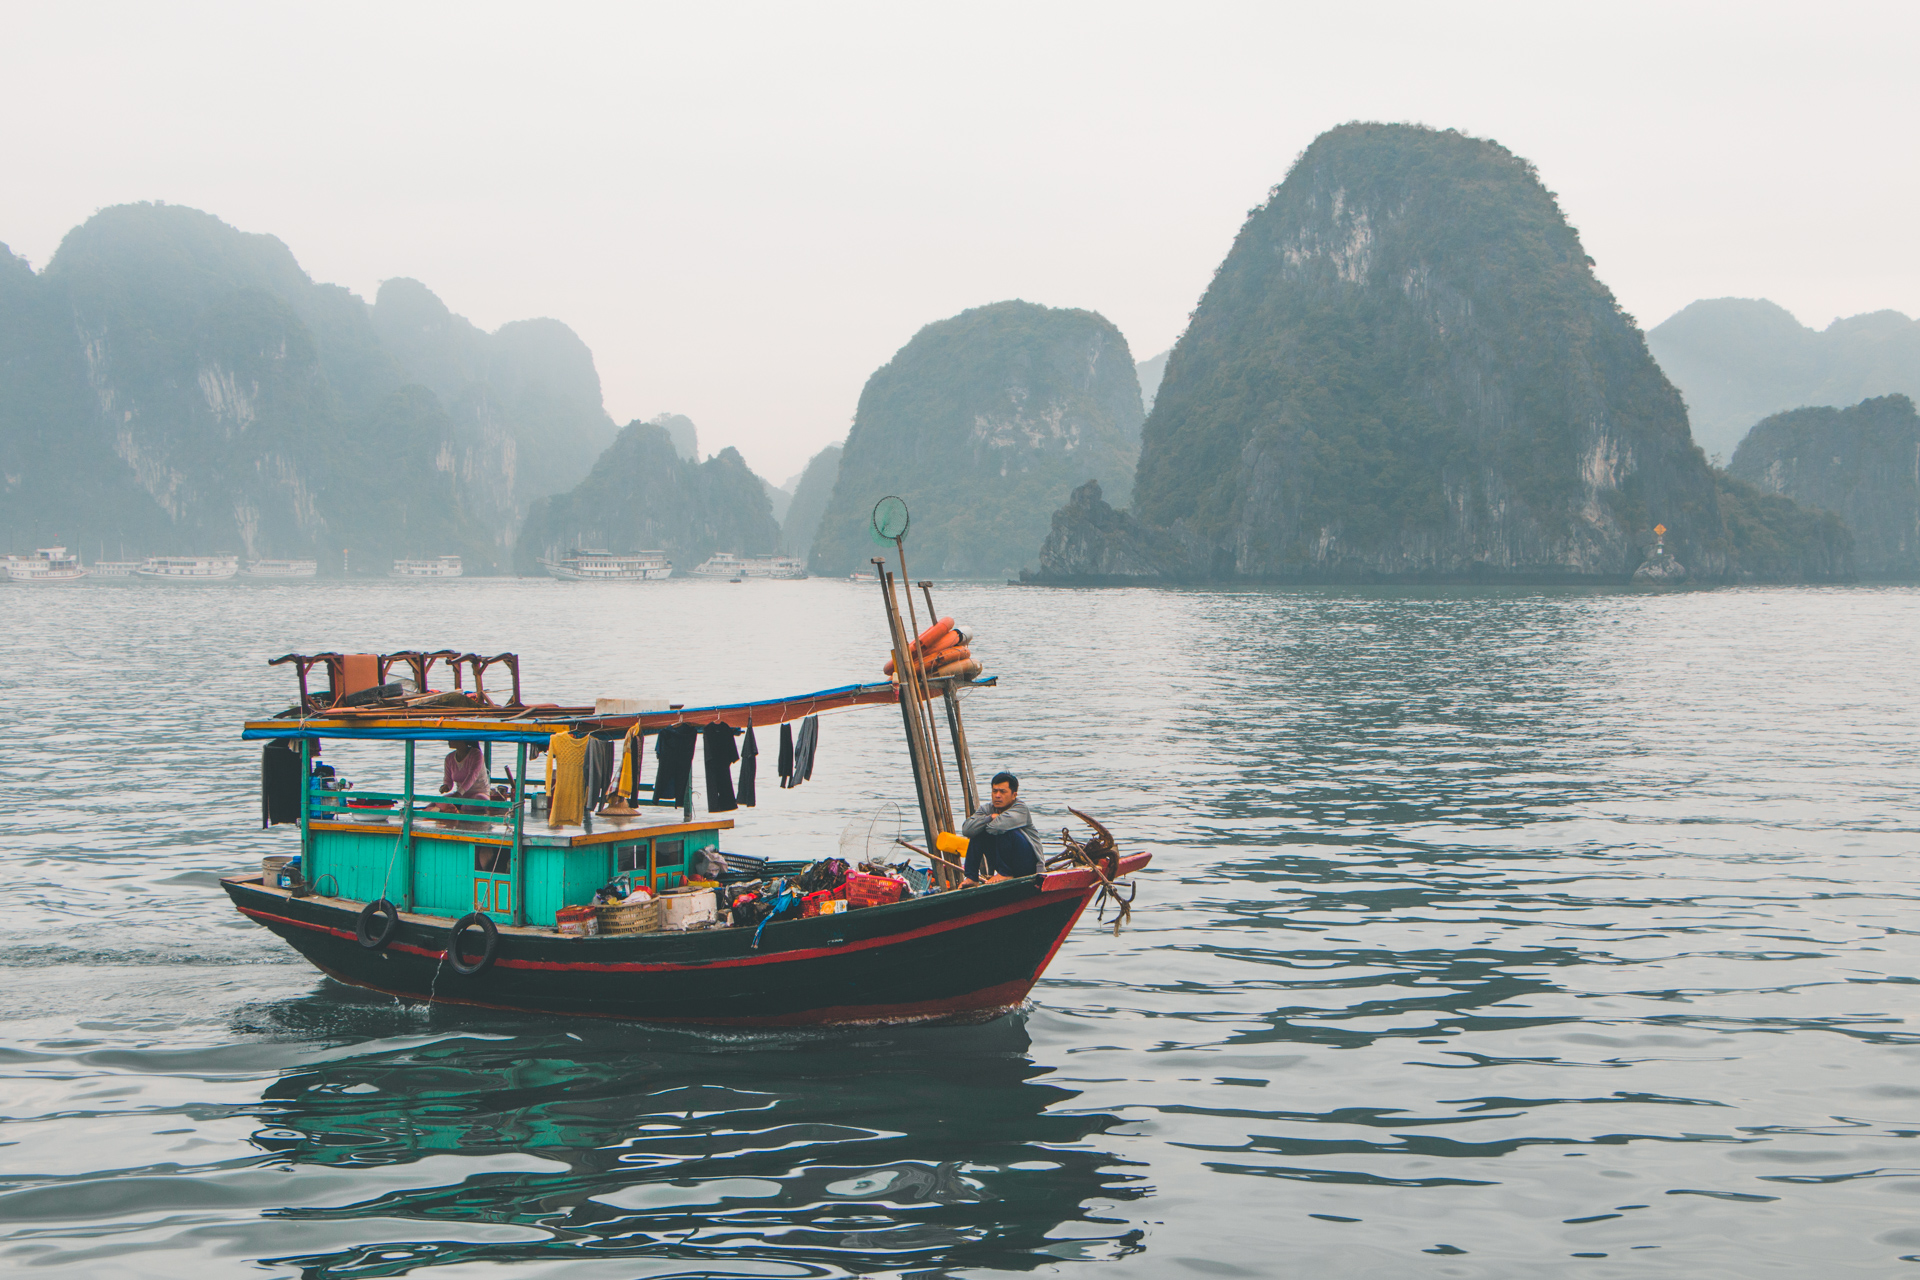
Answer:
961, 799, 1043, 858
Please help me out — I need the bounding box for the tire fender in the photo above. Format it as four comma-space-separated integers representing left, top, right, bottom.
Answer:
356, 898, 400, 950
448, 912, 499, 976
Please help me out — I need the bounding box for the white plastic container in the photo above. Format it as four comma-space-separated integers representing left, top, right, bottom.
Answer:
661, 887, 719, 931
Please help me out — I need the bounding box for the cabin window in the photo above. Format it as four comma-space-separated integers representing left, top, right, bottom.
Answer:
617, 841, 650, 873
655, 838, 685, 868
475, 846, 511, 873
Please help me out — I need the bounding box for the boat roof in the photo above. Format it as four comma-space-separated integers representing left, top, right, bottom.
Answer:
240, 679, 968, 744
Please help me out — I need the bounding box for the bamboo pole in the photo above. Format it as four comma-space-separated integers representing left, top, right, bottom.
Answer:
875, 560, 945, 881
919, 578, 977, 818
943, 683, 979, 818
890, 545, 953, 832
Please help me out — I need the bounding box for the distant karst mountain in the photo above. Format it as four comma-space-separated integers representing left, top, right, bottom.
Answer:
1136, 348, 1170, 413
648, 412, 700, 462
1032, 123, 1849, 585
1728, 395, 1919, 578
0, 203, 617, 570
809, 300, 1144, 579
515, 421, 780, 575
1647, 300, 1920, 462
780, 442, 842, 561
369, 277, 616, 518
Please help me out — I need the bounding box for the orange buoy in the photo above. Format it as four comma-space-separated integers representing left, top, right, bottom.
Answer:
927, 646, 972, 673
916, 617, 954, 650
883, 622, 962, 675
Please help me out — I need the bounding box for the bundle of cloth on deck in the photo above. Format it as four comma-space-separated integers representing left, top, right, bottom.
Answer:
728, 857, 915, 944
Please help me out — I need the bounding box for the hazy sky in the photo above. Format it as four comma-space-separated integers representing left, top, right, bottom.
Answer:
4, 2, 1915, 482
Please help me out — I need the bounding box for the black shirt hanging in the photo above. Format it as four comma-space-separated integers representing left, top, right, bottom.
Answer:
702, 722, 740, 813
738, 725, 759, 807
652, 724, 699, 806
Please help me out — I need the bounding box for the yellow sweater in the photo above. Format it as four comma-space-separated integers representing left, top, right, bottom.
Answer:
545, 732, 588, 826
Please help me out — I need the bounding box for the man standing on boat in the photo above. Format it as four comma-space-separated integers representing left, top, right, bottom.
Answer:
959, 772, 1042, 883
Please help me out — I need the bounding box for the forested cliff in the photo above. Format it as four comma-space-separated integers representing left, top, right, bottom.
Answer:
0, 203, 615, 570
515, 421, 781, 574
1033, 124, 1848, 585
1728, 395, 1919, 578
809, 301, 1143, 578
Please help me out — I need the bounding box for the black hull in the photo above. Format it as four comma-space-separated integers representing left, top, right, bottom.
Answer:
219, 868, 1128, 1026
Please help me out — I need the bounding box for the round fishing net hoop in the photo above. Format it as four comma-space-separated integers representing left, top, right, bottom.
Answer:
870, 495, 910, 545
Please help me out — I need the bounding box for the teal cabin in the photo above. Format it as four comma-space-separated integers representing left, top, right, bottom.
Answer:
260, 729, 726, 928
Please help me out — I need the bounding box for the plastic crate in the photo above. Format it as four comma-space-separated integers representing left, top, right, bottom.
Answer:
845, 871, 905, 908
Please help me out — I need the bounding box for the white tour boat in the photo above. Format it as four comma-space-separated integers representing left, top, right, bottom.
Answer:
245, 559, 319, 578
6, 547, 89, 583
137, 555, 240, 581
391, 556, 463, 579
692, 552, 808, 580
538, 548, 673, 582
89, 561, 138, 579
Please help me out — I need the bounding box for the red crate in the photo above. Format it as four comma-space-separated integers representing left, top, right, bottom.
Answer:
800, 886, 848, 918
845, 872, 905, 908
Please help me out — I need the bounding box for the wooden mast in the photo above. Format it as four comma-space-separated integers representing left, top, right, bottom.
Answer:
892, 545, 954, 832
918, 579, 980, 818
874, 559, 944, 873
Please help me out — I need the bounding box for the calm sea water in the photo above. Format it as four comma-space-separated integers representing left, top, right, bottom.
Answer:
2, 578, 1918, 1277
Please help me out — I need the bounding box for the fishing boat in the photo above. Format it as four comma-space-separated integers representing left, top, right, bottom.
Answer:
538, 548, 673, 581
392, 555, 463, 578
219, 564, 1146, 1026
137, 555, 239, 580
246, 558, 319, 578
5, 547, 89, 583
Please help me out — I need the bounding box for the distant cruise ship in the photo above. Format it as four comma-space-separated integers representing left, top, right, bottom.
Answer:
691, 553, 807, 580
246, 559, 318, 578
391, 556, 463, 579
539, 548, 672, 581
5, 547, 88, 583
137, 555, 239, 581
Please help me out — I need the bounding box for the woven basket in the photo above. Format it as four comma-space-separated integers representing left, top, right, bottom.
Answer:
596, 897, 661, 935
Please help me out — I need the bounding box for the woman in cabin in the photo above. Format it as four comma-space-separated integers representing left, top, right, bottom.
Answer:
429, 740, 492, 833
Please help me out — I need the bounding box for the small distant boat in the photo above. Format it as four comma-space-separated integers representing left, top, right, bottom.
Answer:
392, 556, 463, 579
6, 547, 89, 583
90, 561, 138, 579
247, 559, 319, 578
138, 555, 239, 581
847, 570, 878, 583
692, 553, 808, 580
539, 548, 672, 582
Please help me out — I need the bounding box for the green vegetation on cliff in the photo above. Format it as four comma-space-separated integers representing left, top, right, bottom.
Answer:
1038, 123, 1845, 585
780, 442, 842, 560
810, 301, 1142, 578
1728, 395, 1918, 577
0, 203, 614, 570
516, 422, 780, 574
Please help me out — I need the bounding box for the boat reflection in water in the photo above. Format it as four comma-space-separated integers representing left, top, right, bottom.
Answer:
247, 1007, 1147, 1272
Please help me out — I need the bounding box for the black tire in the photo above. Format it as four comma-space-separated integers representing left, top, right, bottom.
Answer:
356, 898, 400, 950
448, 912, 498, 976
